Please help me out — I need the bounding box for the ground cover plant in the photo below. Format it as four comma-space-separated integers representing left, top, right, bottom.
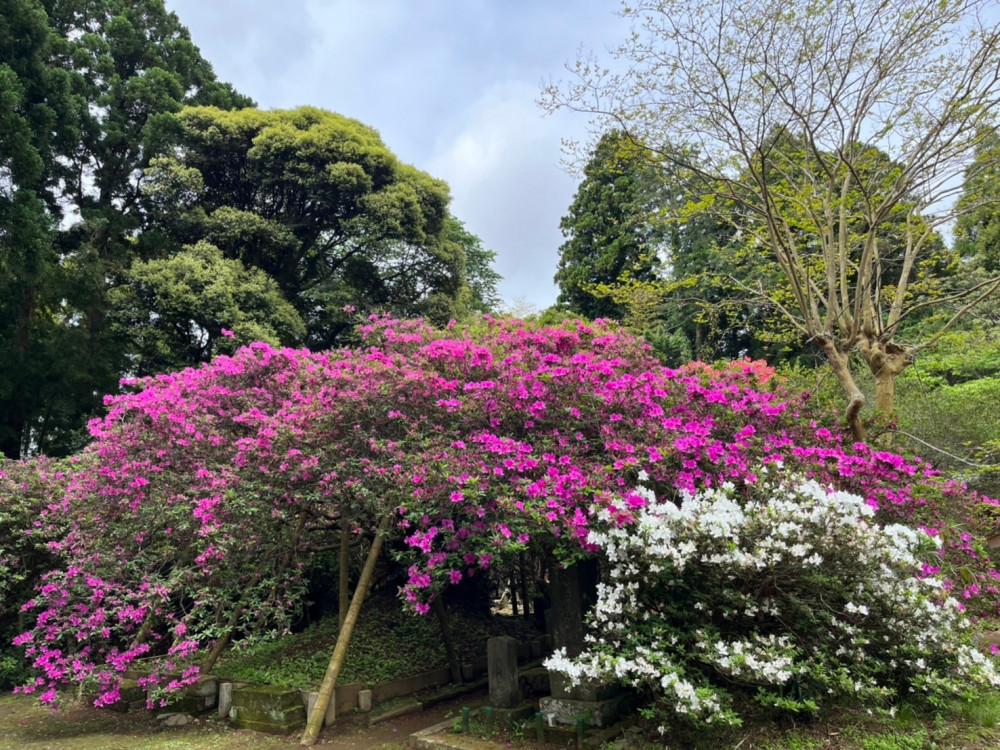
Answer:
4, 315, 999, 734
212, 594, 538, 689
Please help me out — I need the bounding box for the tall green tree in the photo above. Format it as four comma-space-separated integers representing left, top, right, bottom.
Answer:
555, 131, 666, 319
143, 106, 474, 346
108, 241, 306, 376
0, 0, 252, 457
543, 0, 1000, 441
956, 131, 1000, 272
0, 0, 81, 458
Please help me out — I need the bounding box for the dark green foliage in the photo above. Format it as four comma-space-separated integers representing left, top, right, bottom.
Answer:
555, 131, 665, 319
0, 0, 251, 458
143, 106, 491, 347
214, 595, 538, 689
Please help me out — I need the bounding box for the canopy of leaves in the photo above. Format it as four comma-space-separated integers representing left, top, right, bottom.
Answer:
144, 106, 478, 347
108, 241, 306, 375
0, 0, 252, 458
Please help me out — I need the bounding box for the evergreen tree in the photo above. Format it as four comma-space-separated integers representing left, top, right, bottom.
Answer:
555, 131, 665, 320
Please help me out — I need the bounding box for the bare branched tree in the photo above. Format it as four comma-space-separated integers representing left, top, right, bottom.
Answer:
542, 0, 1000, 441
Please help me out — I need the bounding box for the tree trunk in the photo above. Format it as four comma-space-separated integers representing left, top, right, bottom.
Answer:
859, 339, 910, 417
858, 339, 910, 447
201, 606, 243, 674
874, 370, 896, 416
518, 556, 530, 621
0, 416, 24, 460
431, 595, 462, 685
339, 520, 350, 632
131, 613, 155, 648
816, 336, 867, 443
301, 515, 390, 746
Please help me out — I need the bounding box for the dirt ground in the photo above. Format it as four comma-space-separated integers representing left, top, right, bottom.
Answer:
0, 690, 491, 750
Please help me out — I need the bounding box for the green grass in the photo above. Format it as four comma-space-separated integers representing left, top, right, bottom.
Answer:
0, 694, 294, 750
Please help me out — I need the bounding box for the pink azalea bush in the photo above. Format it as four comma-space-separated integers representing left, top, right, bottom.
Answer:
7, 315, 999, 707
0, 457, 76, 688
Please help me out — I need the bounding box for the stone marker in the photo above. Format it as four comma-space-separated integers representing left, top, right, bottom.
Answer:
487, 635, 520, 708
217, 682, 232, 718
358, 689, 372, 712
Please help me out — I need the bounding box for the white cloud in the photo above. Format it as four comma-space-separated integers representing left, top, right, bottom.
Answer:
164, 0, 631, 311
427, 82, 583, 309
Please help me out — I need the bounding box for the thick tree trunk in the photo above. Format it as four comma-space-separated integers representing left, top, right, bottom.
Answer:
858, 339, 910, 447
431, 595, 462, 685
815, 336, 867, 443
858, 339, 910, 417
874, 371, 896, 416
301, 515, 390, 746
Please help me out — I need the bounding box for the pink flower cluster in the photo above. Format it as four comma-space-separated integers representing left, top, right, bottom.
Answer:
7, 315, 999, 707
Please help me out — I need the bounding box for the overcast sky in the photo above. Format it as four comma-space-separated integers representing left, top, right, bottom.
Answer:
163, 0, 630, 312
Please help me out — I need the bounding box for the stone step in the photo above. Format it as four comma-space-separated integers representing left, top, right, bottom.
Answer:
230, 684, 307, 735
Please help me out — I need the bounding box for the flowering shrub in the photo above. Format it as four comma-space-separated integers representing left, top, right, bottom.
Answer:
0, 458, 75, 688
10, 314, 1000, 708
545, 474, 1000, 730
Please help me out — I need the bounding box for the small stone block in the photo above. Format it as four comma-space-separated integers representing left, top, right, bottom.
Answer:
232, 684, 302, 711
358, 689, 372, 712
103, 679, 145, 713
231, 685, 307, 734
549, 673, 618, 702
301, 690, 336, 728
186, 676, 218, 698
231, 703, 305, 734
217, 683, 232, 719
162, 693, 215, 716
538, 693, 629, 728
487, 636, 521, 709
518, 666, 550, 697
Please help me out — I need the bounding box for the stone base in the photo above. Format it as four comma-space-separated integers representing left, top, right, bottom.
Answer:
487, 703, 537, 728
549, 673, 618, 702
90, 679, 146, 713
230, 706, 306, 735
538, 692, 630, 728
162, 693, 215, 716
230, 685, 306, 734
518, 666, 550, 698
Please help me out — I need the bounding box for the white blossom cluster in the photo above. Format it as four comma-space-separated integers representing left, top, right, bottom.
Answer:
545, 473, 1000, 728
